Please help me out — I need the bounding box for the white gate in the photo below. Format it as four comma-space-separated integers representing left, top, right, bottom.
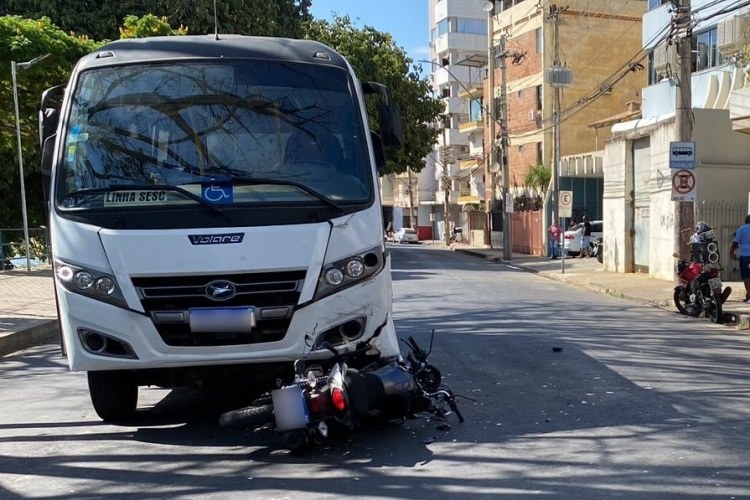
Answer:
696, 200, 746, 281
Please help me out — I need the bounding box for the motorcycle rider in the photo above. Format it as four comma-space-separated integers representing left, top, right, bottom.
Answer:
729, 214, 750, 303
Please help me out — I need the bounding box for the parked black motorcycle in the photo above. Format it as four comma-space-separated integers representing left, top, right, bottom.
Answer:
590, 238, 603, 263
219, 332, 464, 450
673, 221, 731, 324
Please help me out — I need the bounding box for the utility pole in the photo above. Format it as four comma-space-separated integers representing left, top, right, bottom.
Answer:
407, 166, 415, 228
498, 33, 512, 260
674, 0, 693, 257
485, 2, 496, 247
442, 114, 452, 246
547, 4, 572, 272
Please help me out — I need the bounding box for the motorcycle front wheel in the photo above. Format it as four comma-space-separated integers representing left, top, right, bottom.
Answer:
705, 292, 724, 324
686, 288, 704, 317
673, 286, 692, 315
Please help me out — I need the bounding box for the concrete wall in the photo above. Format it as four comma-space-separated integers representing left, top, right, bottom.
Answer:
602, 137, 632, 273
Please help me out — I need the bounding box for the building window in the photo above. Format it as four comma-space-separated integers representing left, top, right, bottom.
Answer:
456, 18, 487, 36
535, 85, 542, 111
536, 142, 542, 165
648, 0, 670, 10
437, 18, 449, 36
692, 28, 724, 72
535, 28, 542, 54
469, 99, 483, 122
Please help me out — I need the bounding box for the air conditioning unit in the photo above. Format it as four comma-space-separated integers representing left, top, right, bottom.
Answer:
653, 41, 677, 77
718, 14, 750, 56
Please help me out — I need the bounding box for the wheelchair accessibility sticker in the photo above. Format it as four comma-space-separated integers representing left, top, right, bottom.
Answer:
202, 182, 234, 204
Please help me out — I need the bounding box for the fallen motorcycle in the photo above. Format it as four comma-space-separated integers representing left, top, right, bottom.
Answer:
219, 332, 464, 450
673, 221, 731, 324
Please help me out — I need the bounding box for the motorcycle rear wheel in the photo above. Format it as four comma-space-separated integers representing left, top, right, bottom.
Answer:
219, 404, 274, 429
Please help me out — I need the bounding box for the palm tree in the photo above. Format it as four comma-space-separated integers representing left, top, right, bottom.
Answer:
524, 164, 551, 209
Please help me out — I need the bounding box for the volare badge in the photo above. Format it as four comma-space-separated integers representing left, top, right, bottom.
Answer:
188, 233, 245, 245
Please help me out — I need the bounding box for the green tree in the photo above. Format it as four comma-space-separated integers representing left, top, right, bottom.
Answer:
119, 14, 188, 39
1, 0, 312, 41
524, 163, 551, 196
305, 15, 443, 175
0, 15, 101, 229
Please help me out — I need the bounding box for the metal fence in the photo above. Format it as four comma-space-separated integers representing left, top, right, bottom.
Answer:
695, 200, 747, 281
0, 227, 51, 271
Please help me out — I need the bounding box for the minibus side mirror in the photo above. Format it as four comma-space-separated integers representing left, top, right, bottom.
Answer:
362, 82, 404, 149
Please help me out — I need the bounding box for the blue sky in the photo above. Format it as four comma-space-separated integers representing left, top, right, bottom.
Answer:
309, 0, 430, 63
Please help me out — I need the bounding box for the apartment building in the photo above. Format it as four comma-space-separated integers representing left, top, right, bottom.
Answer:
602, 0, 750, 280
486, 0, 646, 247
422, 0, 490, 242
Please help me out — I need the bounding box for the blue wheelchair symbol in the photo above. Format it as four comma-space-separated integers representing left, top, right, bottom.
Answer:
201, 183, 234, 204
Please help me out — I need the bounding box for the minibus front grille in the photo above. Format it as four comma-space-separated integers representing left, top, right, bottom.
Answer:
131, 270, 306, 347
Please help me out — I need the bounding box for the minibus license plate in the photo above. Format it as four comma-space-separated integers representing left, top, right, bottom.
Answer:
189, 307, 256, 332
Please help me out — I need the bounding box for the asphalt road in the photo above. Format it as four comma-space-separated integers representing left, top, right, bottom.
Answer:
2, 245, 750, 499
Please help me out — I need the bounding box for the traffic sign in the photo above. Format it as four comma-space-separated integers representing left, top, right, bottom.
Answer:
671, 169, 696, 201
670, 141, 695, 169
559, 190, 573, 218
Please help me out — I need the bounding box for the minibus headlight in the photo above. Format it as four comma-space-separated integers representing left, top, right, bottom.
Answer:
344, 258, 365, 278
324, 268, 345, 286
54, 259, 126, 308
73, 271, 94, 290
95, 277, 116, 296
314, 246, 385, 301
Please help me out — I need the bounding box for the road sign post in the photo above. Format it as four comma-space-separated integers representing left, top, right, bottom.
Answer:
559, 190, 573, 218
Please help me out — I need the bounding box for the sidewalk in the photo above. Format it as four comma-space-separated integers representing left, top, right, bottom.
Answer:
447, 242, 750, 329
2, 247, 749, 357
0, 266, 58, 357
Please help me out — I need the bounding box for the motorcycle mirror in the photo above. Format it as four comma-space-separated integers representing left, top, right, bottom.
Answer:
672, 253, 680, 258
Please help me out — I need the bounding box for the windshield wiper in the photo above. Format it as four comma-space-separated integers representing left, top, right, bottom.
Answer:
186, 169, 344, 214
62, 185, 225, 216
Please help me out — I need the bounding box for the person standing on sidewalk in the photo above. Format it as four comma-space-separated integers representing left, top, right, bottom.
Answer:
579, 215, 592, 258
548, 221, 562, 259
730, 214, 750, 302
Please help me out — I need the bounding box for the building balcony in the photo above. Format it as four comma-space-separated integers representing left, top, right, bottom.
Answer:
458, 119, 484, 133
459, 155, 483, 170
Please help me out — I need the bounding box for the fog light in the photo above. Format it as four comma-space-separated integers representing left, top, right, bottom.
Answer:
95, 277, 116, 296
74, 271, 94, 290
344, 259, 365, 278
324, 268, 344, 286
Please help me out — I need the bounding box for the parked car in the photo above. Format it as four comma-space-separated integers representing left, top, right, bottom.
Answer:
393, 227, 419, 244
563, 220, 602, 256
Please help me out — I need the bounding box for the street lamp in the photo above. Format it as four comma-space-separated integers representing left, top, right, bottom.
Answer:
12, 53, 49, 272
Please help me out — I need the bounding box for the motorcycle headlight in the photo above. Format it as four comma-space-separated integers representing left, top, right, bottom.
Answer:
55, 259, 127, 308
314, 246, 384, 301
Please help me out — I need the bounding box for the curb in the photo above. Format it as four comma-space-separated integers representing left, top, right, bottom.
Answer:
0, 320, 59, 358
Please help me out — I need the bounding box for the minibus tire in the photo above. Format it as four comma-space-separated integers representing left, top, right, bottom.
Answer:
87, 370, 138, 422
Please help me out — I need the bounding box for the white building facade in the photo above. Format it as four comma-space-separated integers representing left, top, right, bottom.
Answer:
602, 0, 750, 280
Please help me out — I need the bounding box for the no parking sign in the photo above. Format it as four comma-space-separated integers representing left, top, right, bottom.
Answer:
559, 190, 573, 218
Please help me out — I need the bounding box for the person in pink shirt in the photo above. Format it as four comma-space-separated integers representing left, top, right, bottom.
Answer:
548, 221, 562, 259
